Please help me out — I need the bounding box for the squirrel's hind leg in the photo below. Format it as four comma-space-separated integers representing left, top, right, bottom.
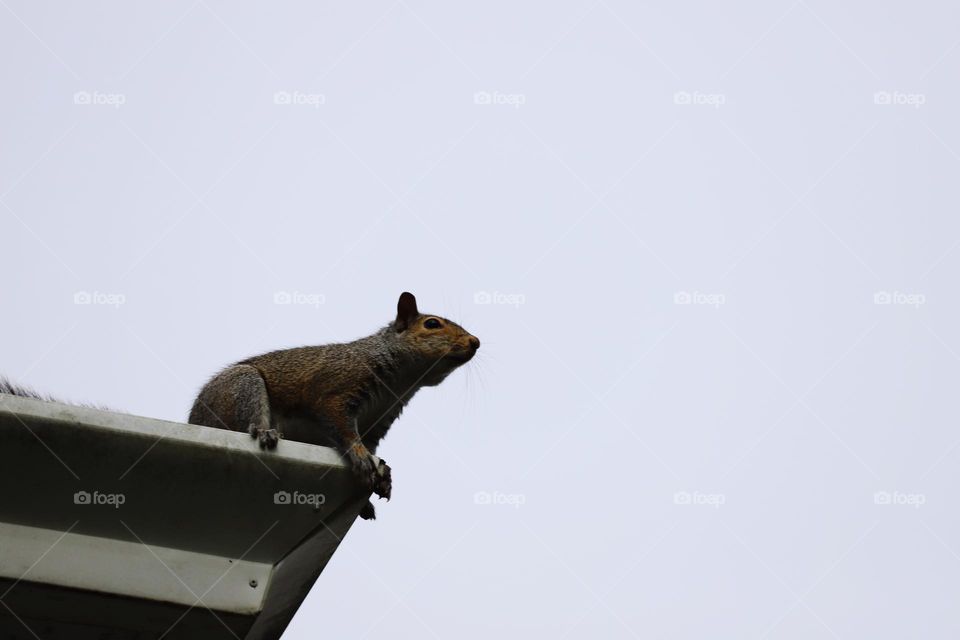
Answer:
206, 364, 280, 449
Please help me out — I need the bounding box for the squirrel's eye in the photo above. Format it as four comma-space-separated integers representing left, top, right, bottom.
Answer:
423, 318, 442, 329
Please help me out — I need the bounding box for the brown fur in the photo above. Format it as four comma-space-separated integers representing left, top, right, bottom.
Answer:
188, 292, 479, 519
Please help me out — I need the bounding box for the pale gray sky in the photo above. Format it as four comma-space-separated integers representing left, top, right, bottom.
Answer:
3, 1, 960, 637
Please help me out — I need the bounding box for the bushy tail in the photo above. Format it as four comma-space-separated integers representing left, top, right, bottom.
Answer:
0, 377, 60, 401
0, 376, 114, 411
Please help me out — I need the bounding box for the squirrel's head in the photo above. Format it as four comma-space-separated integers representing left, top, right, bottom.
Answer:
391, 292, 480, 385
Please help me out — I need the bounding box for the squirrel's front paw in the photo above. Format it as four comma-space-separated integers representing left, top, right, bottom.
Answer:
374, 458, 392, 500
249, 424, 280, 449
345, 443, 379, 490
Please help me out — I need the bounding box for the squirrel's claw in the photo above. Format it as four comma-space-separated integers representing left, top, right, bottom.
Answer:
249, 424, 280, 449
374, 459, 392, 501
345, 445, 391, 499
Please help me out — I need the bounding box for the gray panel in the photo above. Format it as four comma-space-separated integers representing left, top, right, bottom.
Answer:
0, 395, 366, 639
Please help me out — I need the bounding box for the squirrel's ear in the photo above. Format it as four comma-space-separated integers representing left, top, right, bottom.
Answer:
395, 292, 419, 331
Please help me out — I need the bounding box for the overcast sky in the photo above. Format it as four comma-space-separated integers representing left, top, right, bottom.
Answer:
3, 1, 960, 637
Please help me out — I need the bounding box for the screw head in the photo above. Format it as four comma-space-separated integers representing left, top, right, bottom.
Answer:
249, 579, 258, 588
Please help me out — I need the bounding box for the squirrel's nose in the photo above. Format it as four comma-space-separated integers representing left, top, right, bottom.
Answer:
468, 336, 480, 350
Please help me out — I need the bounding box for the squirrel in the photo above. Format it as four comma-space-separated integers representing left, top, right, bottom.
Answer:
188, 292, 480, 520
